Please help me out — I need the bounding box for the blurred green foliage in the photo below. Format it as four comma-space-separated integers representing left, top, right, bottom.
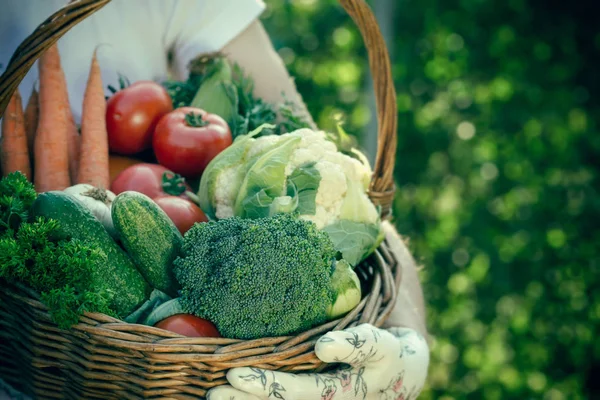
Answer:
263, 0, 599, 399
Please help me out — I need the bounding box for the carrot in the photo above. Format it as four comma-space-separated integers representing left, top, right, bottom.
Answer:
23, 86, 39, 160
34, 44, 71, 192
1, 89, 31, 180
77, 50, 109, 189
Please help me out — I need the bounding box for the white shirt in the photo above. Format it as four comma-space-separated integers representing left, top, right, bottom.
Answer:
0, 0, 265, 126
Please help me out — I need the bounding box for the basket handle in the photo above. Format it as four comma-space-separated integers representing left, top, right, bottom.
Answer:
0, 0, 109, 113
0, 0, 397, 218
338, 0, 398, 219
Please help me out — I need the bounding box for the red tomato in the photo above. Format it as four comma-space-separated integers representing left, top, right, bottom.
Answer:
110, 163, 192, 199
154, 196, 208, 234
153, 107, 232, 178
155, 314, 221, 337
107, 81, 173, 155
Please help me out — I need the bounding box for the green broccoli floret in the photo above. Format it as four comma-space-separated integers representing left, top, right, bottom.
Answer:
173, 213, 339, 339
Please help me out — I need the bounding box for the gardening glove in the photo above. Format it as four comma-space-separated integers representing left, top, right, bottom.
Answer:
207, 323, 429, 400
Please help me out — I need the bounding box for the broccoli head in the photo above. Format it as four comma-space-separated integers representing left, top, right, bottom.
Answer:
173, 213, 339, 339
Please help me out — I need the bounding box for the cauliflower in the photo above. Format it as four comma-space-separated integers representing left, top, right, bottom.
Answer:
212, 166, 238, 219
198, 126, 384, 266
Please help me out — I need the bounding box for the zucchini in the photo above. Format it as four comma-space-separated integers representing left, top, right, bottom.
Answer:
111, 191, 183, 296
31, 191, 151, 316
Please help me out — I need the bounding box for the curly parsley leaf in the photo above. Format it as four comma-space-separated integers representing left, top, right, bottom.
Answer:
0, 217, 117, 329
0, 172, 37, 233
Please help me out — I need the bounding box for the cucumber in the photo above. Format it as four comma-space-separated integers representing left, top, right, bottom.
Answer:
111, 191, 183, 296
31, 191, 151, 316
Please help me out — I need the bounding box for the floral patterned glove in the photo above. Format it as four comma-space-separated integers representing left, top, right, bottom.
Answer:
207, 324, 429, 400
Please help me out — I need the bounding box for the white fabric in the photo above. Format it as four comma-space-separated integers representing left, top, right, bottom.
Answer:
0, 0, 265, 126
208, 325, 430, 400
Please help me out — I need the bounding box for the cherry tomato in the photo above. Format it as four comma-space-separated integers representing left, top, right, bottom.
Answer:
110, 163, 192, 199
153, 107, 232, 178
155, 314, 221, 337
106, 81, 173, 155
154, 196, 208, 234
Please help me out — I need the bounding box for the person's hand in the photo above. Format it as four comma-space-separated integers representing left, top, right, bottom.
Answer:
207, 324, 429, 400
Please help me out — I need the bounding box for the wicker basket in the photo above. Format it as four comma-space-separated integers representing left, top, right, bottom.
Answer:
0, 0, 400, 398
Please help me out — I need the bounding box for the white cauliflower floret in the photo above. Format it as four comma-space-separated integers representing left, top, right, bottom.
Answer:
305, 161, 347, 228
299, 132, 337, 156
214, 167, 238, 219
322, 151, 372, 191
287, 146, 328, 174
285, 131, 337, 175
293, 128, 331, 147
301, 205, 336, 229
246, 135, 280, 159
287, 128, 371, 187
313, 161, 347, 207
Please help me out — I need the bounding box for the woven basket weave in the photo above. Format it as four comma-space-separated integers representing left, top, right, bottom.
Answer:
0, 0, 400, 398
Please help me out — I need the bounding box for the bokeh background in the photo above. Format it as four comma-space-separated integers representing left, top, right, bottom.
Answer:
262, 0, 599, 399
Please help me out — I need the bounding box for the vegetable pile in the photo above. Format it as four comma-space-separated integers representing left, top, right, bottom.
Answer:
0, 46, 382, 340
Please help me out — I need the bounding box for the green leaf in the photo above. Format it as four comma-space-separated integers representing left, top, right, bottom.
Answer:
241, 188, 276, 219
287, 163, 321, 215
234, 135, 301, 218
323, 220, 383, 266
142, 297, 185, 327
198, 136, 254, 220
124, 289, 173, 324
327, 259, 361, 318
338, 177, 379, 224
198, 124, 277, 220
270, 191, 298, 216
190, 57, 238, 126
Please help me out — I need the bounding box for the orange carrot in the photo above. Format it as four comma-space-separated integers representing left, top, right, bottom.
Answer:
1, 90, 31, 180
77, 50, 109, 189
23, 86, 39, 160
34, 44, 71, 192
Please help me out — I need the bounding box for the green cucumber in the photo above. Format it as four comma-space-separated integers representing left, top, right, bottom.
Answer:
111, 191, 183, 296
31, 191, 151, 316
